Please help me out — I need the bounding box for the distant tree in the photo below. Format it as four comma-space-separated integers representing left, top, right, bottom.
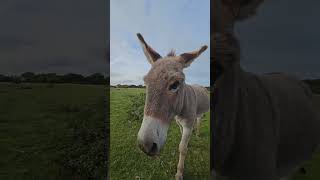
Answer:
33, 74, 46, 83
0, 74, 6, 82
303, 79, 320, 94
12, 75, 21, 84
61, 73, 85, 84
1, 75, 12, 82
1, 72, 110, 84
21, 72, 35, 82
46, 73, 59, 83
86, 73, 106, 84
304, 79, 320, 85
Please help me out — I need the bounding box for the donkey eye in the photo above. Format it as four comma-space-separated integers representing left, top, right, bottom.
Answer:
169, 81, 180, 91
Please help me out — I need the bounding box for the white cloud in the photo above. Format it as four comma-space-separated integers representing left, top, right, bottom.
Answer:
110, 0, 210, 85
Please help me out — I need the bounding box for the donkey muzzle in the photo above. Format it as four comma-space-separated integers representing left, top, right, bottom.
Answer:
137, 116, 169, 156
137, 138, 158, 156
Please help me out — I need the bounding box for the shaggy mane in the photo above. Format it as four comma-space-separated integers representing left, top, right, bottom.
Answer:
222, 0, 264, 21
167, 49, 176, 57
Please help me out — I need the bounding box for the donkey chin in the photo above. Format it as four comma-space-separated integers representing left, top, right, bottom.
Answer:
137, 116, 169, 156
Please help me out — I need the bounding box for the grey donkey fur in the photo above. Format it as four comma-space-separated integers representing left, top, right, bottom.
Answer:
212, 0, 320, 180
136, 33, 210, 180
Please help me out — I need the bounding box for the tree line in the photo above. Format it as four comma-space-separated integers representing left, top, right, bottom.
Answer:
0, 72, 108, 85
304, 79, 320, 94
111, 84, 145, 88
112, 80, 319, 93
111, 84, 211, 91
2, 72, 317, 91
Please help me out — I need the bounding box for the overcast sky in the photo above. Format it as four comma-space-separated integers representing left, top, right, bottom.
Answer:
236, 0, 320, 79
0, 0, 107, 76
110, 0, 210, 86
0, 0, 318, 80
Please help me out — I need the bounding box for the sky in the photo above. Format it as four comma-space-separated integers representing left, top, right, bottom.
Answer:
110, 0, 210, 86
0, 0, 108, 76
236, 0, 320, 79
0, 0, 318, 80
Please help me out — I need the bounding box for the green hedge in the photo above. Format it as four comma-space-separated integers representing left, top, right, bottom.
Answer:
58, 100, 107, 179
127, 93, 146, 122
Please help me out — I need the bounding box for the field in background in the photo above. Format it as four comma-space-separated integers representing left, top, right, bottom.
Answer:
0, 83, 106, 179
110, 88, 210, 179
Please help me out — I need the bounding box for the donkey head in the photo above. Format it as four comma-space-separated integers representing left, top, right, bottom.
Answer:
212, 0, 264, 82
136, 33, 207, 156
213, 0, 265, 33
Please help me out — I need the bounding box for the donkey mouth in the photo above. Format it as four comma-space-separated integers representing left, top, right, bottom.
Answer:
148, 142, 158, 156
137, 116, 168, 157
137, 139, 160, 156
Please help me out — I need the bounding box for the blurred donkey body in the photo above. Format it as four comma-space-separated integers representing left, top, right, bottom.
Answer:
212, 0, 320, 180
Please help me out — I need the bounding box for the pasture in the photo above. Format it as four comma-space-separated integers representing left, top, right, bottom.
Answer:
110, 88, 210, 179
110, 88, 320, 180
1, 82, 319, 180
0, 83, 107, 179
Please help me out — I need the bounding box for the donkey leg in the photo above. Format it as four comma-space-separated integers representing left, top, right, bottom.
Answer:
175, 124, 192, 180
175, 117, 183, 134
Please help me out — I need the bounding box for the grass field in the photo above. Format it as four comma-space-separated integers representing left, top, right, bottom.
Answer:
0, 83, 106, 179
1, 83, 319, 179
110, 88, 320, 180
110, 88, 210, 180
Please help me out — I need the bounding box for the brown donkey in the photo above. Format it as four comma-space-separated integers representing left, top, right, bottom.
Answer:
136, 33, 210, 179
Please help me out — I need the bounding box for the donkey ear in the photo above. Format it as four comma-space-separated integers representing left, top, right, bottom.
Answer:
178, 45, 208, 68
137, 33, 162, 65
222, 0, 264, 21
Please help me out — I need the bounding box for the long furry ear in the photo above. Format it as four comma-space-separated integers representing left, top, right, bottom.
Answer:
223, 0, 264, 21
178, 45, 208, 68
137, 33, 162, 65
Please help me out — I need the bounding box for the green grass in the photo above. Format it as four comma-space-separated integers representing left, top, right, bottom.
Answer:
110, 88, 210, 180
0, 83, 106, 179
1, 83, 319, 179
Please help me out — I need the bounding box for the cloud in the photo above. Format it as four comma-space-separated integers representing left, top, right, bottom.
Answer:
0, 0, 108, 76
0, 36, 36, 52
110, 0, 210, 85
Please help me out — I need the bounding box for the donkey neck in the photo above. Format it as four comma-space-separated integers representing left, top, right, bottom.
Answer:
214, 62, 242, 123
174, 83, 197, 118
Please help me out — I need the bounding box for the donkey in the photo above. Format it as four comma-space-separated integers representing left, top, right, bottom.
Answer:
136, 33, 210, 180
212, 0, 320, 180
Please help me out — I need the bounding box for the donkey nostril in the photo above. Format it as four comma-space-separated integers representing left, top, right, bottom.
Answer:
149, 143, 158, 155
138, 139, 158, 156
